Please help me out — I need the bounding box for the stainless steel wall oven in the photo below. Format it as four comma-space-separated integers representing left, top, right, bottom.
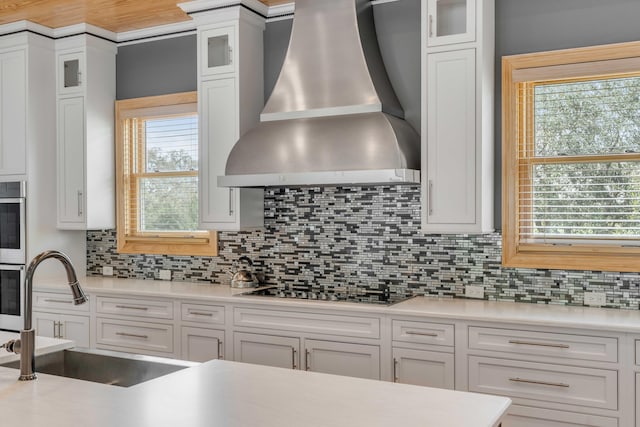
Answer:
0, 181, 26, 331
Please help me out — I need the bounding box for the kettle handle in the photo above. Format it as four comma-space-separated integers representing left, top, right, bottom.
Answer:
238, 256, 253, 266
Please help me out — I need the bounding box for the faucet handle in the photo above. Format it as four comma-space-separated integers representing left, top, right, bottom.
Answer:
1, 339, 19, 354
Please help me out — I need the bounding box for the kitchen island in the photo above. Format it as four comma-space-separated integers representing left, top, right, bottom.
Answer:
0, 357, 510, 427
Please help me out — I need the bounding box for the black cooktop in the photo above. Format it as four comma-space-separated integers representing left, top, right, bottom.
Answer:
239, 285, 412, 306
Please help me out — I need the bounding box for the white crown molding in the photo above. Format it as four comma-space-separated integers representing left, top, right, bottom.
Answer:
52, 23, 117, 40
116, 20, 196, 44
178, 0, 269, 17
0, 20, 54, 37
266, 3, 294, 20
0, 0, 302, 45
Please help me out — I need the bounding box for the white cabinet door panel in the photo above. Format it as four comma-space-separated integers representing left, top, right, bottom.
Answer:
57, 96, 85, 226
33, 311, 90, 348
425, 48, 476, 226
199, 78, 238, 226
426, 0, 476, 47
305, 339, 380, 380
181, 327, 224, 363
0, 49, 26, 176
393, 348, 454, 389
233, 332, 299, 370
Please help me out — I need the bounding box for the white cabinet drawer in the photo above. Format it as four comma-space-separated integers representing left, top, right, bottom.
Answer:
33, 292, 90, 312
635, 340, 640, 365
96, 296, 173, 320
181, 303, 224, 325
96, 318, 173, 354
469, 327, 617, 363
392, 320, 454, 347
234, 307, 379, 339
469, 356, 617, 410
504, 405, 618, 427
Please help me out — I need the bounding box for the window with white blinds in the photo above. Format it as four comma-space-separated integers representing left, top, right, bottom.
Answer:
503, 41, 640, 272
115, 92, 217, 256
519, 77, 640, 245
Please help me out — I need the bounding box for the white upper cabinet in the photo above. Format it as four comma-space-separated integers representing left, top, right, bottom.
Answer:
0, 48, 26, 177
55, 35, 116, 230
57, 96, 85, 225
57, 51, 85, 96
426, 49, 476, 226
200, 25, 236, 76
195, 8, 265, 231
426, 0, 476, 47
422, 0, 494, 233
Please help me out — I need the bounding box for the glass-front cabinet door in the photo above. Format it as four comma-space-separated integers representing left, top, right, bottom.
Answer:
57, 51, 85, 96
200, 26, 236, 77
427, 0, 476, 47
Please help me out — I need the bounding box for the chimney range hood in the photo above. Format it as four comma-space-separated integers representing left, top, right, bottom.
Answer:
218, 0, 420, 188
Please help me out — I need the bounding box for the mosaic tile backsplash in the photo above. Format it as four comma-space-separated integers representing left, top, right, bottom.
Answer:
87, 185, 640, 309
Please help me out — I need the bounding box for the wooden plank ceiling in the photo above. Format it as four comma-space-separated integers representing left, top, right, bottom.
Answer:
0, 0, 293, 33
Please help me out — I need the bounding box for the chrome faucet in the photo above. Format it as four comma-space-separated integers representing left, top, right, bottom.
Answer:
2, 250, 88, 380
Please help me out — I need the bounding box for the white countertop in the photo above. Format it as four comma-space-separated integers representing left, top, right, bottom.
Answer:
0, 331, 74, 364
0, 359, 510, 427
35, 276, 640, 333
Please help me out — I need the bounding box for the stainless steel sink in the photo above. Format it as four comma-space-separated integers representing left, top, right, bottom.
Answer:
0, 347, 198, 387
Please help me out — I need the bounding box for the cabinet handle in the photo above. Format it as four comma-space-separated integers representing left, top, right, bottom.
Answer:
509, 377, 570, 388
305, 349, 311, 371
77, 190, 83, 216
218, 340, 224, 360
291, 347, 297, 370
44, 298, 72, 304
189, 311, 213, 317
229, 189, 235, 216
428, 180, 434, 215
53, 321, 59, 338
116, 332, 148, 340
77, 71, 82, 85
406, 330, 438, 337
508, 340, 570, 349
393, 358, 398, 383
428, 14, 434, 38
228, 46, 233, 65
115, 305, 149, 311
57, 321, 64, 339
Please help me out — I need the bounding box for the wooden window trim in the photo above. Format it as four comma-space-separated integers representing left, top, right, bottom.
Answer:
502, 41, 640, 272
115, 92, 218, 257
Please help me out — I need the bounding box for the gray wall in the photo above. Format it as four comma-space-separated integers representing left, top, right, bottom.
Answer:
264, 19, 292, 100
494, 0, 640, 227
115, 1, 640, 226
116, 35, 197, 100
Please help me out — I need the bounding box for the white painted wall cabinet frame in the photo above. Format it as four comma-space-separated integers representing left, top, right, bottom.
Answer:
193, 7, 265, 231
55, 35, 116, 231
421, 0, 494, 233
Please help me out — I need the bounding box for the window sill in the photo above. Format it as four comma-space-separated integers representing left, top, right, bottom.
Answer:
117, 232, 218, 257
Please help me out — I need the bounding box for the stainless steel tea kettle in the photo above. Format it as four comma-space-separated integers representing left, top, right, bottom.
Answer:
229, 256, 259, 288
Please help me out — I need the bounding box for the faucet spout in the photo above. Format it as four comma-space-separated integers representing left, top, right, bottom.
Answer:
2, 250, 88, 381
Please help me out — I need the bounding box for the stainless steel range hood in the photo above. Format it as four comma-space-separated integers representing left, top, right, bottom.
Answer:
218, 0, 420, 188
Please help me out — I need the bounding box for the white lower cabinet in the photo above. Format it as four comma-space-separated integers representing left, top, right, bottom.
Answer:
469, 356, 617, 410
304, 339, 380, 380
233, 332, 299, 370
96, 317, 173, 356
503, 405, 618, 427
392, 348, 454, 389
33, 311, 90, 348
181, 327, 224, 362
